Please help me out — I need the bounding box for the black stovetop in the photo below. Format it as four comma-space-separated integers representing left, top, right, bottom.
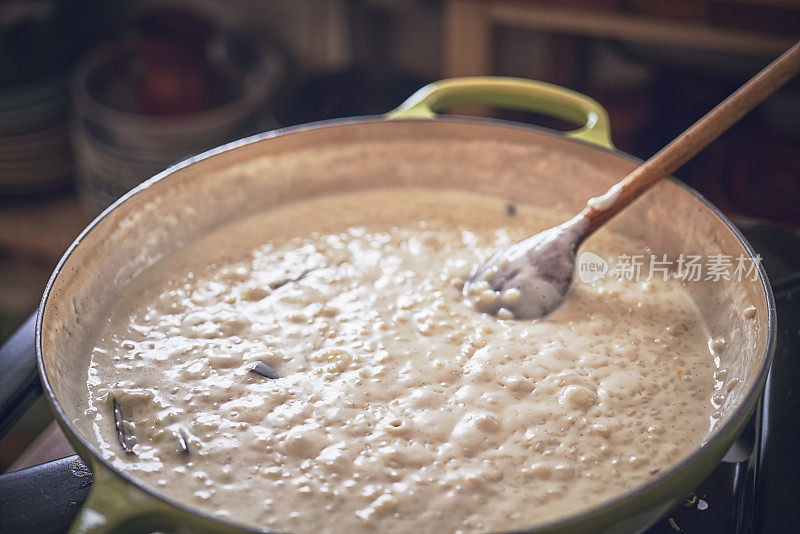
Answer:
0, 224, 798, 534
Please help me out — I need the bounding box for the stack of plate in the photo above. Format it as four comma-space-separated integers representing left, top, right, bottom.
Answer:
0, 74, 71, 194
71, 39, 283, 213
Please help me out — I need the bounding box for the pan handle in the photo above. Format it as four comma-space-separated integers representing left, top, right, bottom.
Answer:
387, 76, 614, 149
0, 313, 41, 439
0, 455, 91, 534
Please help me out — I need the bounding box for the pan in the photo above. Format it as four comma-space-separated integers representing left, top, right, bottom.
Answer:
36, 77, 776, 533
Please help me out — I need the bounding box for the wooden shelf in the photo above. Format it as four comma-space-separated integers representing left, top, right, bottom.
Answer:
444, 0, 799, 77
490, 3, 796, 55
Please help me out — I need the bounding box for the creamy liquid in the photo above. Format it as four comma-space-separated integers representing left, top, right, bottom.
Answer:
85, 189, 720, 533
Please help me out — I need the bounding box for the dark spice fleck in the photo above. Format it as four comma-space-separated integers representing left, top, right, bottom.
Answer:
270, 269, 313, 290
506, 204, 517, 217
251, 361, 280, 379
177, 427, 191, 455
112, 398, 136, 455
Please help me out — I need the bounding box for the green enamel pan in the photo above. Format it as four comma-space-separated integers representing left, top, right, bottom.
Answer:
37, 77, 775, 533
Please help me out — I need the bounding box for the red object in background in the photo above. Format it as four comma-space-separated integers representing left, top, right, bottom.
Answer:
95, 6, 238, 116
129, 7, 223, 115
130, 39, 221, 115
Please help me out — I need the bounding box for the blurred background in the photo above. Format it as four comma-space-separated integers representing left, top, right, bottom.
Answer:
0, 0, 798, 470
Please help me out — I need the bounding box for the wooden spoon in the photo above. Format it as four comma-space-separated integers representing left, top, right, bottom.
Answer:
466, 41, 800, 320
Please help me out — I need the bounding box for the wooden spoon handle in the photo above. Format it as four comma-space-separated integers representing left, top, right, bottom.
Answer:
581, 40, 800, 236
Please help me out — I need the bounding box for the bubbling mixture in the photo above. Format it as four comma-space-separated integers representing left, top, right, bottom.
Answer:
85, 189, 722, 533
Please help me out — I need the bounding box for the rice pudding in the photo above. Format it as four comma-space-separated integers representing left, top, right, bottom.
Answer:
84, 189, 721, 533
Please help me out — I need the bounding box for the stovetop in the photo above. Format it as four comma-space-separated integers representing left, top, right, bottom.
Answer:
0, 223, 798, 533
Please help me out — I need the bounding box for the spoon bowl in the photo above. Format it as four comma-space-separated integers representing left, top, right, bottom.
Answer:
465, 216, 586, 319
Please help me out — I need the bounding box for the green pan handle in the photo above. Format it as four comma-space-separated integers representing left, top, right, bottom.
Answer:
68, 462, 239, 534
387, 76, 614, 149
68, 465, 173, 534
